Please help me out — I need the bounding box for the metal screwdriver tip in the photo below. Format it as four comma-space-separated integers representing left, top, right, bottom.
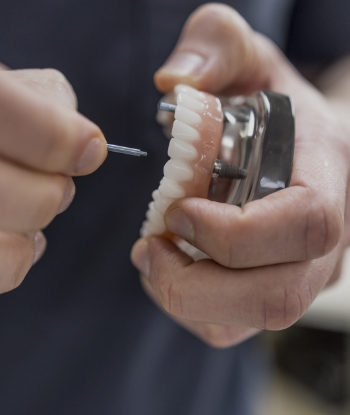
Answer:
107, 144, 147, 157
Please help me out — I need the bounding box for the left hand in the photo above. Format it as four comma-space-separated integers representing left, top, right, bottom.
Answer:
131, 4, 350, 347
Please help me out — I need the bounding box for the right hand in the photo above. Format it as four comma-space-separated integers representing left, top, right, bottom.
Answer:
0, 67, 107, 293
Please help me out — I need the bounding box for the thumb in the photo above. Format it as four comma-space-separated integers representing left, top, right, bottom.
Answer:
155, 3, 294, 94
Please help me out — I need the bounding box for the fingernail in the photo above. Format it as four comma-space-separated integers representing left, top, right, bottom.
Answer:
58, 178, 75, 214
131, 240, 150, 277
33, 232, 47, 264
160, 53, 206, 78
165, 208, 194, 242
75, 138, 105, 174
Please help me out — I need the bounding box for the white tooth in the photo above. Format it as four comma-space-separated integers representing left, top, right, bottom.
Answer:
168, 138, 197, 161
177, 93, 205, 112
140, 221, 151, 237
175, 105, 202, 126
151, 218, 167, 233
159, 177, 185, 198
154, 194, 175, 214
148, 220, 167, 235
146, 203, 165, 224
152, 190, 160, 201
142, 220, 165, 236
144, 220, 166, 235
164, 159, 194, 182
172, 120, 199, 142
140, 227, 150, 237
174, 84, 206, 101
156, 107, 174, 126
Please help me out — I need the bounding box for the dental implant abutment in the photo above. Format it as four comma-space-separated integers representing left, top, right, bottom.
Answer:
212, 160, 247, 180
158, 101, 247, 181
107, 144, 147, 157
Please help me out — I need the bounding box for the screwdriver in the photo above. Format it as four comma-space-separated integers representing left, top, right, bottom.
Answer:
106, 144, 147, 157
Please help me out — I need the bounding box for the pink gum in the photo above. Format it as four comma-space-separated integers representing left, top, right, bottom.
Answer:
178, 93, 223, 199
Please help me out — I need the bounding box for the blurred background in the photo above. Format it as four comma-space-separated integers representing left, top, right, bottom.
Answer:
264, 249, 350, 415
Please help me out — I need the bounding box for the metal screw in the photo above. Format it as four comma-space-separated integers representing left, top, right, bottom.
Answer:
212, 160, 247, 180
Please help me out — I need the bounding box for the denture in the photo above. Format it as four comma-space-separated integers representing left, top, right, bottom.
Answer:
141, 84, 223, 237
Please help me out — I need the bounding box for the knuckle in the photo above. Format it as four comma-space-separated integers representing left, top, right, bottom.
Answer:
158, 277, 183, 318
193, 4, 236, 25
43, 67, 65, 80
252, 283, 310, 331
305, 197, 343, 259
191, 3, 250, 40
31, 177, 65, 229
42, 68, 77, 108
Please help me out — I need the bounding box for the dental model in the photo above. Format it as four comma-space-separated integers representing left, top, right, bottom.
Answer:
140, 84, 224, 238
141, 84, 295, 239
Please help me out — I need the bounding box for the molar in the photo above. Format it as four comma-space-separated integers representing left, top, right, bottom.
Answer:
152, 189, 160, 201
145, 205, 167, 232
168, 138, 198, 161
154, 194, 175, 214
175, 105, 202, 126
164, 159, 194, 182
142, 220, 166, 236
177, 93, 205, 112
159, 177, 185, 198
172, 120, 200, 142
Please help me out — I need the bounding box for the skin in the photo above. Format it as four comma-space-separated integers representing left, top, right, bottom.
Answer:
0, 67, 107, 293
131, 3, 350, 347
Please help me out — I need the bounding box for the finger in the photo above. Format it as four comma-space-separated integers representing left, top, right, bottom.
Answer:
326, 254, 344, 287
140, 273, 259, 348
0, 72, 106, 176
32, 231, 47, 264
164, 185, 344, 268
154, 3, 295, 94
0, 231, 40, 293
132, 236, 338, 330
0, 158, 74, 233
5, 68, 78, 109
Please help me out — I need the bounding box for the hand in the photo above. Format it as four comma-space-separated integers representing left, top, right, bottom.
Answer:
0, 67, 107, 293
131, 4, 350, 348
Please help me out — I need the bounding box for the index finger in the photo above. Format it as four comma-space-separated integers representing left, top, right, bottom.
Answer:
0, 72, 106, 176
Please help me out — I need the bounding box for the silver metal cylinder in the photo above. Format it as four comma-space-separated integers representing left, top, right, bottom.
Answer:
208, 91, 295, 207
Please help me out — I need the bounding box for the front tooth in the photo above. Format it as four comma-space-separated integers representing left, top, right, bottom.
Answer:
175, 105, 202, 126
174, 84, 206, 101
177, 93, 205, 112
159, 177, 185, 198
172, 120, 199, 142
164, 159, 194, 182
168, 138, 198, 161
154, 194, 175, 214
